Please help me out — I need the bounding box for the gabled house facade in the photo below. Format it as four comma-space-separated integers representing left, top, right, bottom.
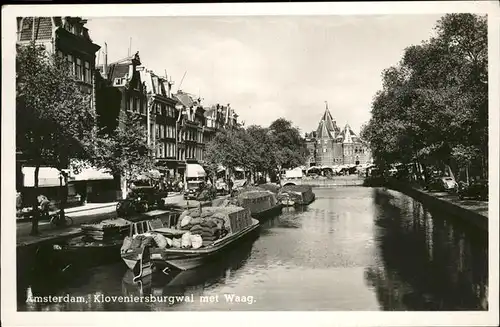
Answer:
17, 17, 101, 109
140, 69, 178, 178
173, 91, 206, 174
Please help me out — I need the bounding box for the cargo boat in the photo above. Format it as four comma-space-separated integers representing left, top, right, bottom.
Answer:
228, 188, 283, 221
278, 185, 316, 207
121, 206, 259, 277
52, 218, 132, 269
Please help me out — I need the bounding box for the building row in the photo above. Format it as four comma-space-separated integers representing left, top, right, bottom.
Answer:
16, 16, 240, 203
305, 103, 372, 168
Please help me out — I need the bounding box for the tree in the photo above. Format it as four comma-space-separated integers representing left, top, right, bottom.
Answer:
245, 125, 276, 178
363, 14, 487, 179
268, 118, 309, 173
16, 42, 96, 235
92, 112, 155, 199
204, 127, 247, 192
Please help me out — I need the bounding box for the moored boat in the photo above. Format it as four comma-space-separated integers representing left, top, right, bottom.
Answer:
150, 218, 259, 271
53, 218, 132, 269
278, 185, 316, 206
120, 206, 259, 276
219, 188, 283, 221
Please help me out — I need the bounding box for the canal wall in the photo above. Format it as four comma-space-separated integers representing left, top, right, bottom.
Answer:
286, 176, 365, 188
387, 179, 488, 231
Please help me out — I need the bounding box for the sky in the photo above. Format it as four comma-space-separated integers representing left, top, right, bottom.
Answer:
85, 15, 442, 135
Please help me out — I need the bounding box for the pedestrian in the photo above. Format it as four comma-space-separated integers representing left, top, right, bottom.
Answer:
37, 194, 51, 219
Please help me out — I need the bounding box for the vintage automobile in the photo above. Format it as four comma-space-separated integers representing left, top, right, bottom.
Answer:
184, 180, 205, 200
458, 179, 488, 201
116, 186, 167, 216
215, 179, 229, 195
426, 176, 457, 192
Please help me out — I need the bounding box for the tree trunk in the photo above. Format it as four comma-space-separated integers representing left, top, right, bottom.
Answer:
466, 164, 470, 184
30, 165, 40, 236
120, 173, 128, 199
59, 172, 68, 221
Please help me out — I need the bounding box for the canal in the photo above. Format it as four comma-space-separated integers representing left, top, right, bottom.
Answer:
18, 187, 488, 311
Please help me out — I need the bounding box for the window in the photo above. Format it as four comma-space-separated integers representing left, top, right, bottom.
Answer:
135, 98, 140, 113
84, 61, 91, 83
67, 54, 74, 74
323, 149, 327, 153
129, 97, 134, 111
75, 58, 83, 80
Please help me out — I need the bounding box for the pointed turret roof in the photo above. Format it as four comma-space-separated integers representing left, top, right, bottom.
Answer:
315, 101, 340, 139
321, 102, 337, 133
340, 123, 359, 143
316, 120, 334, 139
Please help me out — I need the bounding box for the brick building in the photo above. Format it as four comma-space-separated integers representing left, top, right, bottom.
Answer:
307, 103, 371, 167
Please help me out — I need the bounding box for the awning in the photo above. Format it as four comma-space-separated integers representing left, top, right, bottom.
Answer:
71, 167, 113, 181
186, 163, 206, 178
22, 167, 65, 187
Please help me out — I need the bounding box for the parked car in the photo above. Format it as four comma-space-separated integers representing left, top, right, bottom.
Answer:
184, 181, 205, 200
116, 186, 167, 216
426, 176, 457, 192
458, 179, 488, 201
215, 179, 229, 194
440, 176, 458, 192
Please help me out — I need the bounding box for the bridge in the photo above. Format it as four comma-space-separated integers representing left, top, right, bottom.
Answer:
281, 175, 365, 187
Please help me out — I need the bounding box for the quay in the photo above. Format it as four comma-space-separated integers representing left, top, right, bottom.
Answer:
386, 179, 488, 231
16, 192, 224, 249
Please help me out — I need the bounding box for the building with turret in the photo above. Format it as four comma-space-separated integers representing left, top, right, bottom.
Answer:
305, 103, 371, 167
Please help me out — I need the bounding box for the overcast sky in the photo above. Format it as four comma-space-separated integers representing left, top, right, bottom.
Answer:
85, 15, 442, 135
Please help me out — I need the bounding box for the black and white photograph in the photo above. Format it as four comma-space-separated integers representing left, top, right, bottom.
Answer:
1, 2, 499, 326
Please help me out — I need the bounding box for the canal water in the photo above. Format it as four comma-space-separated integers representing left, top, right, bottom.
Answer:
18, 187, 488, 311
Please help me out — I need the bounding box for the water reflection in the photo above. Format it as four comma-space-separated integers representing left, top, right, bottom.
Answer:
20, 233, 259, 311
366, 188, 488, 310
18, 187, 488, 311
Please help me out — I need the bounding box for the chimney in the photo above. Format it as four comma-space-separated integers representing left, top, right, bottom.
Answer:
103, 42, 108, 79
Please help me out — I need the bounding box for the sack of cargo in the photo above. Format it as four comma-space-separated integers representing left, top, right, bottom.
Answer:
181, 231, 192, 248
200, 211, 212, 218
180, 215, 192, 228
190, 217, 203, 226
178, 210, 190, 222
190, 226, 204, 233
172, 237, 181, 248
201, 220, 217, 228
121, 236, 132, 253
189, 209, 201, 218
190, 234, 203, 249
130, 237, 143, 250
141, 236, 155, 248
152, 233, 168, 249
